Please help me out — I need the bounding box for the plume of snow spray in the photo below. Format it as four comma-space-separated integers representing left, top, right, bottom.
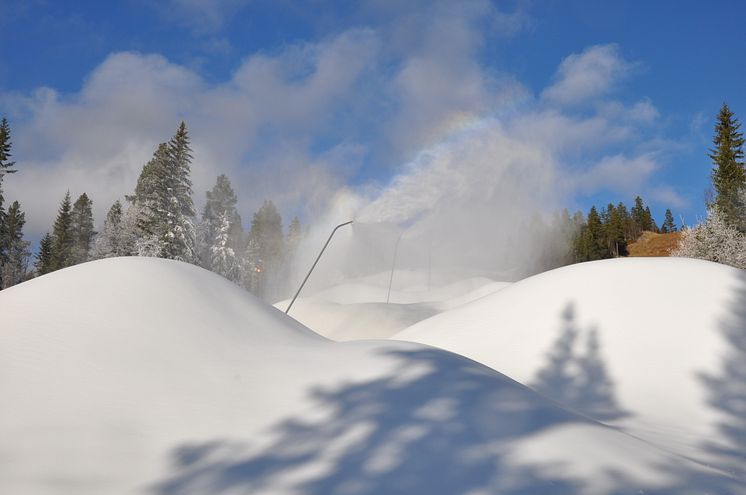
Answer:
284, 118, 573, 299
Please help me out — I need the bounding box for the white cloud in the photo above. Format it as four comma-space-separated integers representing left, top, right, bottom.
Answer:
570, 153, 660, 196
157, 0, 248, 33
541, 44, 635, 106
649, 186, 688, 209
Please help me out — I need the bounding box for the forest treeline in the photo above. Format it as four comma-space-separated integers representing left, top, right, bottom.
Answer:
0, 121, 302, 299
0, 102, 744, 296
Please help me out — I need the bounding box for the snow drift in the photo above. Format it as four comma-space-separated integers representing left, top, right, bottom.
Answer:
395, 257, 746, 482
0, 258, 737, 494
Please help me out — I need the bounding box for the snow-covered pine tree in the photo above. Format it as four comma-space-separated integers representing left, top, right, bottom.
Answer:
70, 193, 95, 264
210, 211, 242, 282
131, 142, 169, 256
92, 200, 126, 259
197, 174, 243, 277
160, 121, 197, 263
34, 232, 54, 276
0, 201, 30, 289
50, 191, 75, 271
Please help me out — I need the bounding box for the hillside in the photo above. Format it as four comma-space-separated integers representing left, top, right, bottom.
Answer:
627, 231, 682, 256
0, 258, 733, 494
395, 257, 746, 484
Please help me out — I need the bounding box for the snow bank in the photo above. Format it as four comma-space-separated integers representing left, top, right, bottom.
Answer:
276, 273, 508, 340
0, 258, 736, 494
395, 257, 746, 479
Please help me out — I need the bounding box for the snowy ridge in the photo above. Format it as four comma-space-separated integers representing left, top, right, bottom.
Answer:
0, 258, 739, 494
394, 257, 746, 482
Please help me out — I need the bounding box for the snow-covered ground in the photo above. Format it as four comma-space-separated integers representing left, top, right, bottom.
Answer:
1, 257, 743, 494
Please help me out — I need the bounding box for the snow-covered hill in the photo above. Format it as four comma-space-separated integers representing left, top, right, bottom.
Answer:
395, 257, 746, 481
0, 258, 735, 494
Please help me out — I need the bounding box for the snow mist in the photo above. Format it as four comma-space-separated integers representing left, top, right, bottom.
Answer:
283, 118, 574, 299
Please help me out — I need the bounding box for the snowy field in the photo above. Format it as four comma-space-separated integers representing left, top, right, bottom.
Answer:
1, 257, 744, 494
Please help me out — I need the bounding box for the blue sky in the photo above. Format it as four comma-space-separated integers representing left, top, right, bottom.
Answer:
1, 0, 744, 237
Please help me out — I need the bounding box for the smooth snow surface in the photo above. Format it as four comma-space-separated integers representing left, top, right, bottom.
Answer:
395, 257, 746, 483
0, 258, 739, 494
276, 272, 509, 340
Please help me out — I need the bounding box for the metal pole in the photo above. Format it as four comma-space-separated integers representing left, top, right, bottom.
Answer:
285, 220, 353, 315
386, 230, 404, 304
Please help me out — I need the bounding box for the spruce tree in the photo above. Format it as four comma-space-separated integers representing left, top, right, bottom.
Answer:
70, 193, 95, 264
247, 200, 284, 297
92, 200, 125, 259
161, 121, 197, 262
197, 174, 243, 275
0, 201, 30, 288
35, 232, 54, 276
50, 192, 75, 271
287, 216, 302, 256
709, 103, 746, 230
0, 117, 17, 278
131, 142, 169, 253
661, 208, 677, 233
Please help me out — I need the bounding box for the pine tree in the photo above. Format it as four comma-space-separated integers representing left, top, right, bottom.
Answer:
0, 117, 17, 281
643, 206, 658, 232
70, 193, 95, 264
247, 200, 284, 297
197, 174, 243, 275
0, 117, 16, 182
160, 121, 197, 262
92, 200, 126, 259
630, 196, 646, 239
0, 201, 30, 288
210, 211, 241, 281
35, 232, 54, 276
130, 142, 168, 255
661, 208, 677, 233
241, 237, 262, 293
286, 216, 302, 257
709, 103, 746, 230
50, 191, 75, 271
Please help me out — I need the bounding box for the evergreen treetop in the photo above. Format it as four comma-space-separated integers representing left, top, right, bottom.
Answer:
709, 103, 746, 229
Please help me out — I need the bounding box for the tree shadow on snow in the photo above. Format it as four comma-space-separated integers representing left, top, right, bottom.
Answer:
151, 348, 589, 495
531, 302, 628, 422
697, 269, 746, 490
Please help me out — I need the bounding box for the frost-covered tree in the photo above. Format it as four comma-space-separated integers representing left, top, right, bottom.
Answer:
160, 121, 197, 262
50, 191, 75, 271
70, 193, 95, 264
672, 205, 746, 269
709, 103, 746, 231
92, 200, 129, 259
210, 212, 242, 281
128, 122, 197, 262
0, 201, 30, 288
197, 174, 243, 277
34, 232, 54, 276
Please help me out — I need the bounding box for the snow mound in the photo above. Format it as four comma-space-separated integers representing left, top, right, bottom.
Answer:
395, 257, 746, 479
0, 258, 736, 494
277, 276, 509, 340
